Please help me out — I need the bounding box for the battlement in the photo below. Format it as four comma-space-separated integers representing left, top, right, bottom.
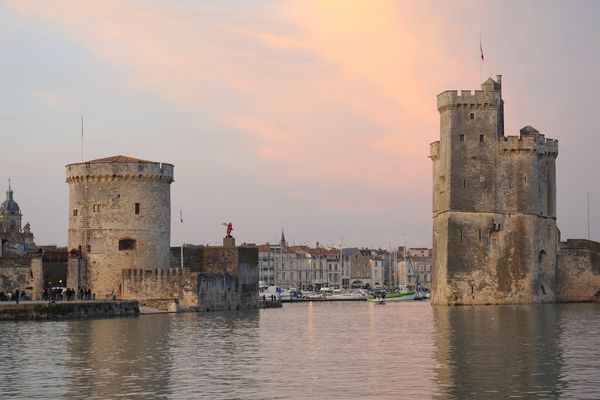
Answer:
499, 127, 558, 157
66, 158, 174, 184
123, 267, 191, 279
437, 76, 503, 112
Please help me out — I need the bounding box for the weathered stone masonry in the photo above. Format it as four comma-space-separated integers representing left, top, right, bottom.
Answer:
430, 76, 599, 305
121, 246, 259, 311
66, 156, 174, 299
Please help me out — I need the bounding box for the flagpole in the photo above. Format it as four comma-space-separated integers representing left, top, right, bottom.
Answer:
180, 208, 184, 268
588, 193, 590, 240
480, 31, 483, 84
81, 114, 84, 162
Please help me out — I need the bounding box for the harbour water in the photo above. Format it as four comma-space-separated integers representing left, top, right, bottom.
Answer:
1, 301, 599, 399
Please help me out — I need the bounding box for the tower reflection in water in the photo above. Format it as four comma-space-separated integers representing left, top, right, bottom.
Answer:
65, 311, 260, 399
432, 305, 565, 399
65, 315, 174, 398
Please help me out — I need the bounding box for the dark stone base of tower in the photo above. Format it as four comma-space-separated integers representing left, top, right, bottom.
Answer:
430, 76, 600, 305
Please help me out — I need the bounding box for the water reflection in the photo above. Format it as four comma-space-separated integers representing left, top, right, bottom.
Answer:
65, 316, 174, 399
432, 304, 600, 399
0, 303, 599, 399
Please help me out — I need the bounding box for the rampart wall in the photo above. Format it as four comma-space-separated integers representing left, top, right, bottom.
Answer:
0, 256, 42, 300
124, 246, 260, 311
121, 268, 198, 309
557, 239, 600, 302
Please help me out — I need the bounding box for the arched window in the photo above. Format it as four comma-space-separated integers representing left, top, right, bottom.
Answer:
118, 239, 136, 250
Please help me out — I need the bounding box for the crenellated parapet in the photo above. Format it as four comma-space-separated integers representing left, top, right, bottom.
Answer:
499, 127, 559, 158
437, 90, 503, 112
66, 159, 174, 185
123, 267, 192, 280
437, 75, 504, 113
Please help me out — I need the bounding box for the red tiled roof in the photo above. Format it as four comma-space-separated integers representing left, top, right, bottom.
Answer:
258, 244, 270, 251
307, 247, 338, 256
87, 155, 149, 163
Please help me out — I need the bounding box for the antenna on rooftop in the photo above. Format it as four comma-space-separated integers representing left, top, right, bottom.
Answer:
81, 113, 84, 162
180, 208, 184, 268
588, 192, 590, 240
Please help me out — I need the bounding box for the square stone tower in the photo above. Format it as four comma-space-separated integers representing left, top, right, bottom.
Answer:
430, 76, 559, 305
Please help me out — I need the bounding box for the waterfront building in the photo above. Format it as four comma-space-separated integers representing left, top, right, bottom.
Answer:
258, 235, 345, 290
397, 247, 432, 290
343, 248, 386, 289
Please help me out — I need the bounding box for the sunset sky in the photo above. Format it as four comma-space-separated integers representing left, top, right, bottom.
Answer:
1, 0, 599, 248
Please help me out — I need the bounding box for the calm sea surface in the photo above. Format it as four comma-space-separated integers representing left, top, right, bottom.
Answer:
1, 301, 600, 399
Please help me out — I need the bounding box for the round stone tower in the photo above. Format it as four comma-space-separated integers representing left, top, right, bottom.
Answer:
66, 155, 174, 298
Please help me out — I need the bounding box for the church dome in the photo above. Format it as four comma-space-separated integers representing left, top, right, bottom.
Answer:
0, 187, 20, 215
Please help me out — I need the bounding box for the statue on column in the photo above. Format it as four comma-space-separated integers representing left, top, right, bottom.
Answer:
222, 222, 233, 237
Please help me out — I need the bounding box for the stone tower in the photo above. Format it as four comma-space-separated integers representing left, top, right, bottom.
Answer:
430, 76, 559, 305
66, 155, 174, 298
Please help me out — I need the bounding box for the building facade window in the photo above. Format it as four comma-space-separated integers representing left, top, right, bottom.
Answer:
135, 202, 140, 214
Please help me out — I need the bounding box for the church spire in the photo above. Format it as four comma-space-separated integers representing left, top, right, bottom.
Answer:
6, 179, 13, 201
280, 229, 286, 247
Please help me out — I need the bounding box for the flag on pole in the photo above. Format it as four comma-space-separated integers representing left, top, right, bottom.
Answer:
180, 208, 183, 223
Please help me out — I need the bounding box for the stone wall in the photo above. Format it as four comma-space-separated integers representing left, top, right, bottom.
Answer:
237, 247, 259, 309
125, 246, 259, 312
121, 268, 198, 308
557, 239, 600, 302
197, 247, 259, 311
170, 245, 238, 274
0, 256, 43, 300
0, 300, 139, 320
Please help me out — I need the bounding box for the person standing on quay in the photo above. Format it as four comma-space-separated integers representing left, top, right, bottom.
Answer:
14, 289, 20, 304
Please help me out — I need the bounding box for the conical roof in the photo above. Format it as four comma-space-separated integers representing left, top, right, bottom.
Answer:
87, 155, 149, 163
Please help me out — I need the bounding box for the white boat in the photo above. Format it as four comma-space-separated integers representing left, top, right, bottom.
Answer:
259, 284, 286, 300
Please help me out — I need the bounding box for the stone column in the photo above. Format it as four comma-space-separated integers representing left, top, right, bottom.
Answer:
223, 236, 235, 247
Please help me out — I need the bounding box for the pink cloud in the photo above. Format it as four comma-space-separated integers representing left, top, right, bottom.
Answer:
10, 0, 484, 214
